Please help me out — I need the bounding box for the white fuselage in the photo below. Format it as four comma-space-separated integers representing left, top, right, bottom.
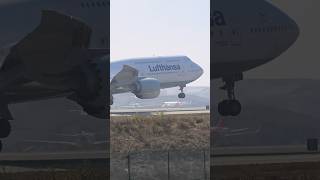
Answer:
212, 0, 299, 78
111, 56, 203, 92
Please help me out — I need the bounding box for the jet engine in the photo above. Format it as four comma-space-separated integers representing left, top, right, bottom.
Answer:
69, 55, 108, 119
133, 78, 160, 99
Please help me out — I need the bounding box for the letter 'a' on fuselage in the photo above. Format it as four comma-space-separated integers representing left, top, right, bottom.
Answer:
211, 0, 300, 79
211, 10, 227, 27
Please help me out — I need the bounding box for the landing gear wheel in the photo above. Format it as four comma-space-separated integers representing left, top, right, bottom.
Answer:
218, 74, 243, 116
218, 100, 241, 116
229, 100, 241, 116
218, 100, 229, 116
178, 85, 186, 99
110, 95, 113, 105
0, 120, 11, 138
178, 93, 185, 99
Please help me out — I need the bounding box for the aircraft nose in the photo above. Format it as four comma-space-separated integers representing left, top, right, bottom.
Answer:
198, 64, 204, 77
275, 9, 300, 53
284, 16, 300, 49
292, 19, 300, 43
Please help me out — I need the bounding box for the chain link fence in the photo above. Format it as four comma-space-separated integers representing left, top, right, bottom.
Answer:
111, 149, 210, 180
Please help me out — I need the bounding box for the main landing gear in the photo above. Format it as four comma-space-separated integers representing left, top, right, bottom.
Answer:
110, 94, 113, 105
0, 105, 13, 152
0, 119, 11, 152
178, 85, 186, 98
218, 73, 243, 116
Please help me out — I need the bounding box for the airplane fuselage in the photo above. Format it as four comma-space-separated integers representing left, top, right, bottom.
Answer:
110, 56, 203, 94
212, 0, 299, 78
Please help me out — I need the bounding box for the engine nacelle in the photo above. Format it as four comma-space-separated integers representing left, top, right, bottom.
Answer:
133, 78, 160, 99
69, 55, 108, 119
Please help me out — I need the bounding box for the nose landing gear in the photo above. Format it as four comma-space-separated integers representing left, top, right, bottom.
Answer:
178, 85, 186, 99
218, 74, 243, 116
110, 95, 113, 105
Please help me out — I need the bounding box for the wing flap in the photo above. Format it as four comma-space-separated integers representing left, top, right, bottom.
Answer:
13, 10, 92, 83
110, 65, 138, 93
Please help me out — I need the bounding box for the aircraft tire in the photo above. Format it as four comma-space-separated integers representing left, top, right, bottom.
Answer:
218, 100, 229, 116
110, 95, 113, 105
218, 100, 241, 116
229, 100, 241, 116
178, 93, 186, 98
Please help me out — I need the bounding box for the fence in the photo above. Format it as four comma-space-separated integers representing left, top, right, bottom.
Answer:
111, 149, 210, 180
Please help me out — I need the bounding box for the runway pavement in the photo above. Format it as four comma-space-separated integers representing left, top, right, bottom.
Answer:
111, 107, 210, 116
0, 151, 108, 169
212, 145, 307, 155
212, 145, 320, 166
213, 153, 320, 166
0, 151, 108, 161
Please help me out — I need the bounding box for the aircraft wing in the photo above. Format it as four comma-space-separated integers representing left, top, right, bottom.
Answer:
110, 65, 139, 94
4, 10, 108, 89
1, 10, 109, 119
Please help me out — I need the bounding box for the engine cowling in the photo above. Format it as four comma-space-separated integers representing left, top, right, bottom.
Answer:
69, 55, 108, 119
133, 78, 160, 99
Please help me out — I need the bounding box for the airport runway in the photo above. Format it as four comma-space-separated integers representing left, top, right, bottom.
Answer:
213, 145, 307, 155
0, 151, 108, 169
0, 151, 108, 161
213, 152, 320, 166
212, 145, 320, 166
211, 145, 320, 179
111, 107, 209, 116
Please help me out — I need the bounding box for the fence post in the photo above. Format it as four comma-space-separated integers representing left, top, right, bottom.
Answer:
168, 150, 170, 180
204, 149, 207, 180
128, 153, 131, 180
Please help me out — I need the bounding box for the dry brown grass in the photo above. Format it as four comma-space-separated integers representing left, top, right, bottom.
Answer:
110, 113, 210, 153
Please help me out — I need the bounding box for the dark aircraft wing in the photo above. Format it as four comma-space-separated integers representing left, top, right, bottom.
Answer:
0, 9, 109, 119
1, 10, 109, 119
11, 10, 91, 88
4, 10, 108, 88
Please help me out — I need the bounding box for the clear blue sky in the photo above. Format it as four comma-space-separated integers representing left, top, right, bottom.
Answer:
111, 0, 210, 86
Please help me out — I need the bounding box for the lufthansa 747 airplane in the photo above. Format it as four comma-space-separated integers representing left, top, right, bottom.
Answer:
110, 56, 203, 104
0, 0, 109, 151
212, 0, 299, 116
